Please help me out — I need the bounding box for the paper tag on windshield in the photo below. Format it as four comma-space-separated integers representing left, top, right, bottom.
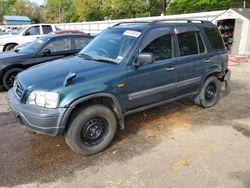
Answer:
123, 30, 141, 38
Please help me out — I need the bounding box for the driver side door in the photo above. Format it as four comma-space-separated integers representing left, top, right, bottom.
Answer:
32, 36, 74, 65
125, 28, 178, 111
22, 25, 42, 43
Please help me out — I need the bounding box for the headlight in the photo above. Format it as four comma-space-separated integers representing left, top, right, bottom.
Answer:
27, 91, 59, 109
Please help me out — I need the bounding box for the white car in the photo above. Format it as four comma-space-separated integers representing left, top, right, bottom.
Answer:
0, 24, 60, 52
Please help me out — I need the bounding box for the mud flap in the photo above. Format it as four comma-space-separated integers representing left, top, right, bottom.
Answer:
222, 69, 231, 96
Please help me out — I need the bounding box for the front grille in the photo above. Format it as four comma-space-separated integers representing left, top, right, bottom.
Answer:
13, 80, 24, 99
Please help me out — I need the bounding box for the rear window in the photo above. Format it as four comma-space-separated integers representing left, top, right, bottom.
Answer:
177, 31, 198, 56
42, 25, 53, 34
203, 27, 225, 50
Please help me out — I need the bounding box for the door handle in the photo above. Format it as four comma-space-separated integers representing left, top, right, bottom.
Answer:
204, 59, 212, 63
165, 67, 175, 71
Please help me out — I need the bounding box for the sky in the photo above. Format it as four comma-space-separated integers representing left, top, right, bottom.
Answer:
29, 0, 45, 6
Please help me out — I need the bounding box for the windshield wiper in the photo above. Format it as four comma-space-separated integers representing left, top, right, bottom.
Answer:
78, 53, 94, 60
94, 57, 119, 64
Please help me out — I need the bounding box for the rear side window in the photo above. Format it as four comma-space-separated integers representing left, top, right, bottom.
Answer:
44, 37, 72, 53
42, 25, 53, 34
203, 28, 225, 50
177, 31, 198, 56
74, 37, 92, 50
142, 34, 172, 61
197, 32, 205, 53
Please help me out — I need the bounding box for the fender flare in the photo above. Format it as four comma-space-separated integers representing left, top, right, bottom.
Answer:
60, 93, 125, 130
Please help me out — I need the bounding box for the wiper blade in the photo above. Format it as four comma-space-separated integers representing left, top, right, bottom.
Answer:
94, 57, 119, 64
78, 53, 94, 60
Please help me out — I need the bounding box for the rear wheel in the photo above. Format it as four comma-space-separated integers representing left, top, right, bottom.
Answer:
2, 68, 23, 90
4, 44, 17, 51
194, 76, 221, 108
65, 104, 117, 155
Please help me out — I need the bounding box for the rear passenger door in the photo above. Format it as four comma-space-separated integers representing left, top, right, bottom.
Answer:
42, 25, 53, 34
126, 28, 178, 110
175, 28, 205, 96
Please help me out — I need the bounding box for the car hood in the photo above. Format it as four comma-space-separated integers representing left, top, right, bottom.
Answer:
18, 56, 118, 91
0, 34, 16, 40
0, 51, 28, 61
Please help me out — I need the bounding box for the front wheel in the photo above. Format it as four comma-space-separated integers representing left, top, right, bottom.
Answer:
65, 104, 117, 155
4, 44, 17, 51
194, 76, 221, 108
2, 68, 23, 90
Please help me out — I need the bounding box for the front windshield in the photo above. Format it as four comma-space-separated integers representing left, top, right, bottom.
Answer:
79, 28, 141, 64
12, 27, 26, 35
19, 36, 51, 54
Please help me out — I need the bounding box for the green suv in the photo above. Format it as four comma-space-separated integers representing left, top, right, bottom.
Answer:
7, 19, 231, 155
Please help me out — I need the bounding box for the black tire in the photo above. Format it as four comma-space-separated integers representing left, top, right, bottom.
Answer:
2, 68, 23, 90
194, 76, 221, 108
65, 104, 117, 155
5, 44, 17, 51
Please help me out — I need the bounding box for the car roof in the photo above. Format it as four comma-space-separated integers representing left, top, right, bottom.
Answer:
112, 19, 216, 31
40, 33, 94, 40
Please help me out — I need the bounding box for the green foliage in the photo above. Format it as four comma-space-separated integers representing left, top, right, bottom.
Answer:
73, 0, 103, 21
1, 0, 249, 24
167, 0, 248, 14
102, 0, 150, 20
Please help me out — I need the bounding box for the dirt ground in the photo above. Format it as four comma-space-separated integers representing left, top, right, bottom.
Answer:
1, 61, 250, 188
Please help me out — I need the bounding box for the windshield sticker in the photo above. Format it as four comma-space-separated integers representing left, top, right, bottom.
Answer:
37, 40, 43, 44
116, 56, 123, 61
123, 30, 141, 38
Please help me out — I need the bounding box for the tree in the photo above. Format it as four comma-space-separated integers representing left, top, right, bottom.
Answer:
149, 0, 173, 16
72, 0, 103, 21
102, 0, 150, 20
0, 0, 16, 23
167, 0, 249, 14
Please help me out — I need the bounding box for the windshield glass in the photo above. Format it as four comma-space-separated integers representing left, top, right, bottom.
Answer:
19, 36, 51, 54
12, 27, 26, 35
79, 28, 141, 64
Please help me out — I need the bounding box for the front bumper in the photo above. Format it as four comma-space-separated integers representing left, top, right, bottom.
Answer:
7, 89, 67, 136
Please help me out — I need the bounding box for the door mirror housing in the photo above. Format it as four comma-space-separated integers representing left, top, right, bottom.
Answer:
41, 48, 51, 56
134, 53, 154, 66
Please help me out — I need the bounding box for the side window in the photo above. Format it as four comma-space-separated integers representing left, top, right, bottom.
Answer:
197, 32, 205, 53
142, 34, 172, 61
177, 31, 198, 56
74, 37, 92, 50
44, 38, 72, 53
42, 25, 53, 34
26, 26, 40, 35
203, 28, 225, 50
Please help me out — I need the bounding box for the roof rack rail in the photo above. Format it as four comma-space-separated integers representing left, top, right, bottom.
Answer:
150, 19, 208, 24
112, 19, 212, 27
113, 21, 151, 27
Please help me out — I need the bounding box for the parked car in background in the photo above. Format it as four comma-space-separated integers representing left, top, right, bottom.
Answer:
7, 19, 230, 155
0, 33, 94, 90
13, 30, 87, 51
50, 30, 86, 35
0, 24, 60, 52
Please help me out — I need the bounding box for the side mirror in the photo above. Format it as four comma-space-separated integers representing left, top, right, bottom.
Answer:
24, 31, 30, 36
41, 48, 51, 56
134, 53, 154, 66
